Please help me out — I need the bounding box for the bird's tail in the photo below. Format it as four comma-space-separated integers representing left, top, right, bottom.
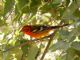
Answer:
51, 24, 70, 29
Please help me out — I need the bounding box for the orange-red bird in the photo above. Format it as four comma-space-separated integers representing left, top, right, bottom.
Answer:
21, 24, 69, 39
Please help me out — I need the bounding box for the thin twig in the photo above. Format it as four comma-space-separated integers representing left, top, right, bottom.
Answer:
2, 38, 48, 53
40, 22, 64, 60
21, 53, 24, 60
40, 31, 57, 60
35, 43, 42, 59
2, 39, 40, 52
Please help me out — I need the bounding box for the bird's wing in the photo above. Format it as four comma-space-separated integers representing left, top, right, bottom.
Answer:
31, 25, 50, 33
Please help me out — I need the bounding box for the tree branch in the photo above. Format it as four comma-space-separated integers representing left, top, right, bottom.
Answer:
40, 31, 57, 60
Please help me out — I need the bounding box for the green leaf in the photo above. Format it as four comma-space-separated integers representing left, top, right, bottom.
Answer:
0, 4, 3, 16
16, 0, 41, 14
62, 1, 78, 19
71, 41, 80, 51
17, 0, 29, 9
78, 35, 80, 40
20, 40, 30, 55
73, 8, 80, 18
76, 24, 80, 36
70, 23, 80, 37
66, 0, 70, 7
27, 43, 38, 60
0, 19, 7, 26
20, 39, 39, 60
16, 0, 30, 13
40, 0, 61, 13
58, 29, 76, 42
30, 0, 41, 14
75, 0, 80, 7
4, 0, 15, 15
58, 7, 65, 17
52, 0, 62, 4
49, 40, 69, 51
62, 48, 77, 60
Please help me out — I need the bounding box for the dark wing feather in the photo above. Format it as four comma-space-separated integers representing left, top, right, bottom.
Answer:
30, 24, 69, 33
31, 25, 50, 33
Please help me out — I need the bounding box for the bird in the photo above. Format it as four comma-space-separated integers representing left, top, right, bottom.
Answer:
21, 24, 69, 39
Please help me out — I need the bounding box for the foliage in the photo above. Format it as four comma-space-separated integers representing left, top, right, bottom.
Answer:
0, 0, 80, 60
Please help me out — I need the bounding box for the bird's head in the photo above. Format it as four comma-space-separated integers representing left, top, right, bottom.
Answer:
21, 25, 31, 34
